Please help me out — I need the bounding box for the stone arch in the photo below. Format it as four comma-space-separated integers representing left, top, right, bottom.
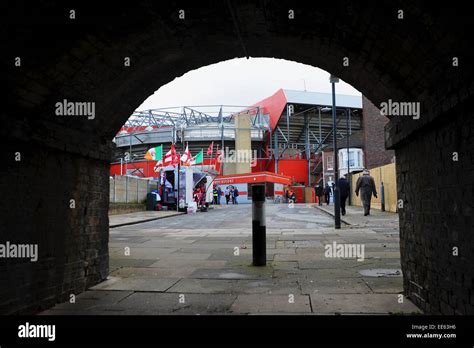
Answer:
2, 1, 473, 314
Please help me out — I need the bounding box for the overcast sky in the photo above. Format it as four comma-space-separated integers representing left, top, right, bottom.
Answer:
137, 58, 361, 110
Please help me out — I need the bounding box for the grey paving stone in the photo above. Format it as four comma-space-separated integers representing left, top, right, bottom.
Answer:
107, 292, 237, 315
188, 268, 271, 280
230, 294, 311, 314
90, 276, 179, 292
310, 294, 421, 314
362, 277, 404, 294
300, 277, 372, 295
148, 259, 227, 268
109, 259, 159, 271
42, 290, 133, 312
110, 266, 197, 278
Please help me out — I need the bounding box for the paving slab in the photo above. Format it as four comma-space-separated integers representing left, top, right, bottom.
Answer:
230, 294, 311, 314
109, 211, 184, 228
110, 266, 197, 279
109, 258, 159, 271
107, 292, 237, 315
300, 277, 372, 295
41, 290, 133, 312
148, 259, 226, 268
188, 268, 272, 280
90, 276, 179, 292
310, 294, 421, 314
109, 247, 177, 259
362, 277, 404, 294
167, 278, 300, 295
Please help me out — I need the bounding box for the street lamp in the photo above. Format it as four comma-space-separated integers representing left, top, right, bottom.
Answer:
330, 75, 341, 229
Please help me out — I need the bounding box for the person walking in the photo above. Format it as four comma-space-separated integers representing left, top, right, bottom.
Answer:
212, 185, 218, 205
355, 169, 378, 216
217, 186, 222, 205
338, 174, 350, 215
233, 187, 239, 204
290, 190, 296, 203
324, 183, 331, 205
314, 183, 323, 206
225, 186, 230, 205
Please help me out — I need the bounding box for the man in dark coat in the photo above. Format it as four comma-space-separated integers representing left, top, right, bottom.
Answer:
233, 187, 239, 204
324, 183, 331, 205
355, 169, 378, 216
337, 175, 350, 215
216, 186, 222, 205
314, 183, 323, 206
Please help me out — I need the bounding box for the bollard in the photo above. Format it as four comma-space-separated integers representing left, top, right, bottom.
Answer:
252, 184, 266, 266
334, 186, 341, 229
380, 182, 385, 212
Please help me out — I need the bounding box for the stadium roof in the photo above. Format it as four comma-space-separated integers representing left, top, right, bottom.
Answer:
252, 88, 362, 131
283, 89, 362, 109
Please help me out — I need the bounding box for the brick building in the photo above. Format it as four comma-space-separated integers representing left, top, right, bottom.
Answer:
319, 95, 395, 186
361, 96, 396, 169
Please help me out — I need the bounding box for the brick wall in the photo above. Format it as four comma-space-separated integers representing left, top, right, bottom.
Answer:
362, 96, 396, 169
2, 1, 474, 315
397, 99, 474, 314
0, 138, 109, 314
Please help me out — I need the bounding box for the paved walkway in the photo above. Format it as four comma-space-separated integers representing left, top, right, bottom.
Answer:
315, 204, 400, 229
109, 210, 184, 228
42, 203, 419, 315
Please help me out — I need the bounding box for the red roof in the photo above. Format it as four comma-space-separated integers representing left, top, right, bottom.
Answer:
251, 88, 288, 131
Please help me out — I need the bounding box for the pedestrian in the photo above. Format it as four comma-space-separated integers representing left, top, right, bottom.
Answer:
289, 190, 296, 203
314, 183, 323, 206
338, 174, 350, 215
355, 169, 378, 216
193, 187, 201, 204
212, 185, 218, 205
233, 187, 239, 204
217, 186, 222, 205
225, 186, 230, 205
284, 187, 289, 203
324, 183, 331, 205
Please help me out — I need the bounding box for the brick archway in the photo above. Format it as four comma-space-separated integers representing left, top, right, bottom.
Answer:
3, 1, 473, 314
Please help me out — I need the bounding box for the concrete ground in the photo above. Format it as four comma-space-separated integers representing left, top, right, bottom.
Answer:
41, 203, 421, 315
109, 210, 184, 228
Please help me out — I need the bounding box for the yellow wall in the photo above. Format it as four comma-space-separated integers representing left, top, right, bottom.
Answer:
350, 162, 397, 212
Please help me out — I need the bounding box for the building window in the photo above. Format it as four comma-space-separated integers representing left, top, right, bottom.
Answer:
327, 156, 333, 170
349, 151, 355, 167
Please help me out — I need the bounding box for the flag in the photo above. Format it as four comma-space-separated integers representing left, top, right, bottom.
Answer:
144, 145, 163, 161
164, 144, 180, 167
191, 149, 203, 165
206, 142, 214, 156
180, 144, 192, 166
214, 144, 220, 166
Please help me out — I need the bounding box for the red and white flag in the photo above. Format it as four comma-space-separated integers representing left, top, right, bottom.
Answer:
206, 142, 214, 156
180, 144, 192, 166
164, 144, 180, 167
214, 144, 220, 166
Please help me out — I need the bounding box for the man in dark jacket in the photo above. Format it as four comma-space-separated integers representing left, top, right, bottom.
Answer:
324, 183, 331, 205
314, 183, 323, 206
338, 175, 350, 215
216, 186, 222, 205
233, 187, 239, 204
355, 169, 378, 216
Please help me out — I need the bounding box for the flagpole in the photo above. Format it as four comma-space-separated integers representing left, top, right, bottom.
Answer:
177, 160, 180, 212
